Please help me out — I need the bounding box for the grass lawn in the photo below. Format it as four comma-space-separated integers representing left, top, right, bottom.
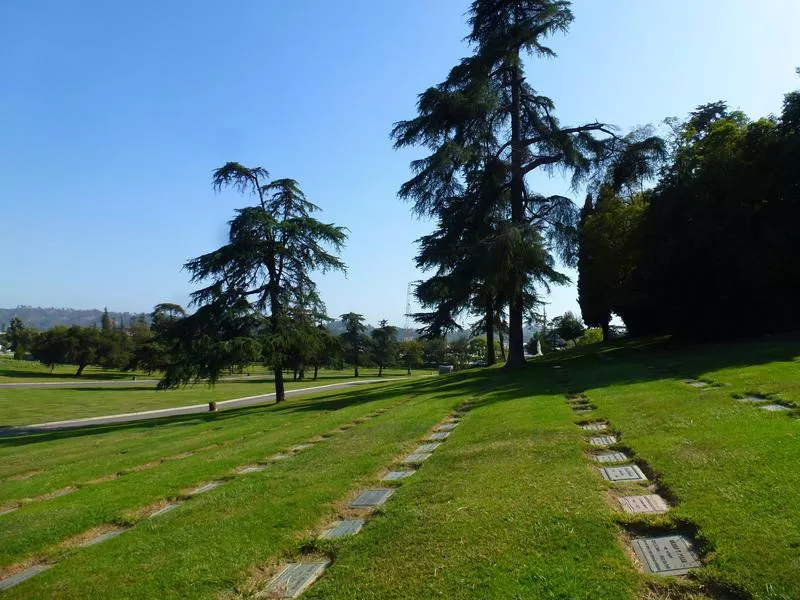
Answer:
0, 357, 155, 382
0, 356, 428, 383
0, 371, 426, 426
2, 333, 799, 598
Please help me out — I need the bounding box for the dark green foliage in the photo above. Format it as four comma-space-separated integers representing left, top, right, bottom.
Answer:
552, 311, 584, 345
158, 164, 347, 401
5, 317, 36, 358
578, 81, 800, 340
394, 0, 627, 368
370, 319, 398, 376
340, 312, 368, 377
422, 337, 447, 366
31, 325, 102, 376
397, 339, 424, 374
30, 326, 71, 370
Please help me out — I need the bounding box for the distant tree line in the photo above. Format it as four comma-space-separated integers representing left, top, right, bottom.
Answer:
2, 309, 534, 378
579, 78, 800, 340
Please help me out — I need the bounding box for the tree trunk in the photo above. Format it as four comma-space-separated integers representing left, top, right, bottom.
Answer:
313, 364, 319, 380
299, 368, 305, 380
485, 298, 495, 366
602, 320, 610, 342
378, 363, 383, 377
274, 365, 285, 403
506, 62, 526, 368
75, 363, 86, 377
354, 349, 359, 377
498, 330, 507, 361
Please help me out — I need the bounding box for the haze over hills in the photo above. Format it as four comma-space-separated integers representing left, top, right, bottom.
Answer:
0, 306, 539, 341
0, 307, 145, 331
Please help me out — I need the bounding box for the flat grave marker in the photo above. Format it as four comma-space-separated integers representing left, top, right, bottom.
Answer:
290, 444, 314, 453
382, 470, 414, 481
80, 527, 127, 547
150, 503, 179, 518
188, 481, 223, 496
320, 519, 365, 539
437, 423, 458, 431
268, 453, 289, 462
415, 443, 441, 453
589, 435, 618, 447
0, 506, 19, 516
737, 395, 766, 403
619, 494, 669, 514
350, 488, 394, 508
260, 561, 330, 599
684, 380, 709, 388
428, 432, 450, 441
237, 464, 266, 474
593, 452, 629, 464
0, 564, 53, 592
573, 407, 593, 413
600, 465, 647, 482
760, 404, 790, 412
402, 452, 432, 464
50, 487, 77, 499
581, 422, 608, 431
631, 535, 701, 575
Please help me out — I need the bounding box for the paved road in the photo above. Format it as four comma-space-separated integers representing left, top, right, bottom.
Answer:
0, 378, 406, 437
0, 374, 273, 389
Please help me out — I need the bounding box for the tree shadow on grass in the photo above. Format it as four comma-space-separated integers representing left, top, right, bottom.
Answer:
3, 332, 797, 447
0, 380, 417, 446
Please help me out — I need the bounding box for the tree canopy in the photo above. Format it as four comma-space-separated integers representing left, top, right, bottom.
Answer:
158, 163, 347, 402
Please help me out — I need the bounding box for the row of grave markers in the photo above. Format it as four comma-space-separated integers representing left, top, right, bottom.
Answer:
0, 418, 367, 517
0, 407, 397, 593
260, 405, 469, 599
560, 369, 703, 578
682, 377, 795, 414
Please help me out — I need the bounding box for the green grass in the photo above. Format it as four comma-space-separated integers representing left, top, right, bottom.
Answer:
0, 371, 426, 426
0, 378, 459, 599
2, 334, 800, 598
305, 369, 639, 600
0, 357, 156, 382
0, 356, 428, 383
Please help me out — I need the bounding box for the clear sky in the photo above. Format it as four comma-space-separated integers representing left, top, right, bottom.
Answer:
2, 1, 799, 328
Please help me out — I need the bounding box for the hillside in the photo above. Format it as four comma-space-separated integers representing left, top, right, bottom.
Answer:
0, 307, 145, 331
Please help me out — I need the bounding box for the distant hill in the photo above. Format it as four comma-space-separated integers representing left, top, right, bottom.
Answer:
0, 307, 146, 331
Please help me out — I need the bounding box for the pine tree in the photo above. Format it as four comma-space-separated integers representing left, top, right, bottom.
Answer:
160, 163, 346, 403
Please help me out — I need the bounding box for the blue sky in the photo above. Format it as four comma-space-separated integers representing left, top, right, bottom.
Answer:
2, 1, 798, 328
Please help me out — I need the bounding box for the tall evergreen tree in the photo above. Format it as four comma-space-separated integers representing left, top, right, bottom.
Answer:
394, 0, 621, 368
159, 163, 346, 403
340, 312, 367, 377
371, 319, 398, 376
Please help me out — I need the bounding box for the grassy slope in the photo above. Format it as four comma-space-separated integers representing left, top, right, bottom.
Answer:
2, 334, 800, 599
0, 358, 425, 383
306, 367, 639, 600
3, 380, 461, 599
0, 380, 431, 571
0, 373, 422, 426
558, 334, 800, 600
0, 358, 154, 382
